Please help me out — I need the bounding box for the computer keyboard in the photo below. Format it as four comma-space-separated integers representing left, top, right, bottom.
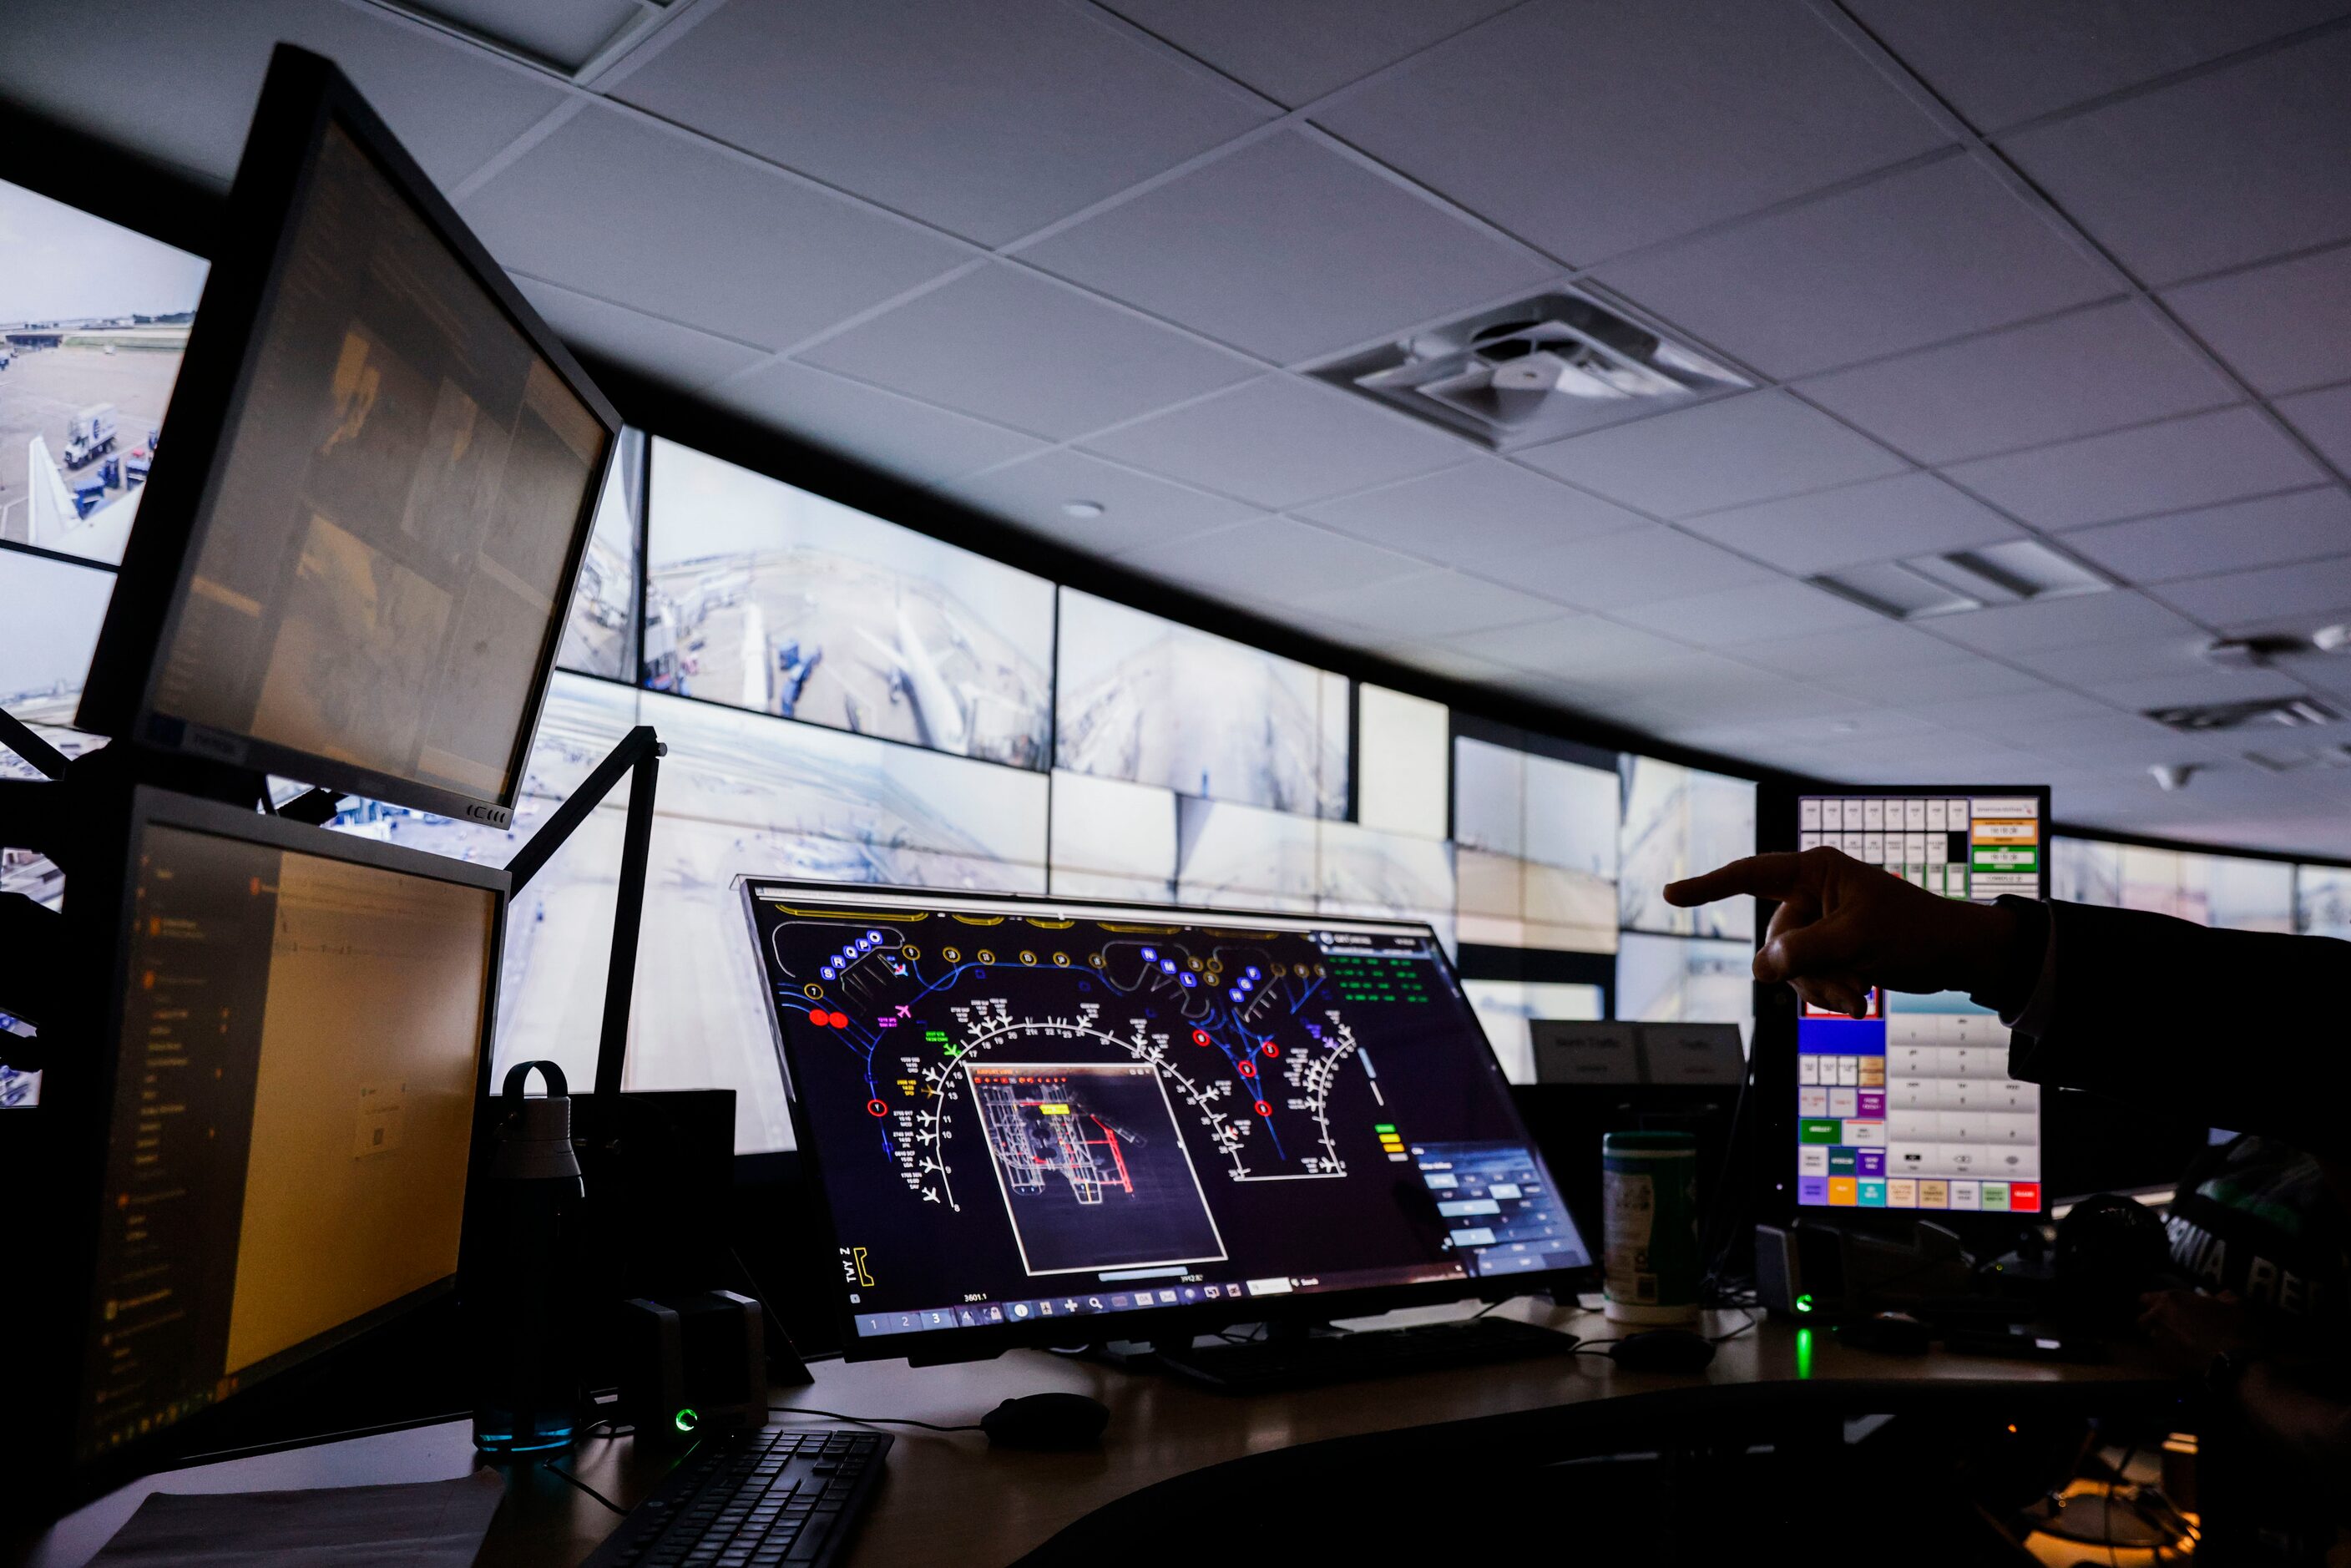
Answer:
1153, 1315, 1578, 1393
583, 1427, 890, 1567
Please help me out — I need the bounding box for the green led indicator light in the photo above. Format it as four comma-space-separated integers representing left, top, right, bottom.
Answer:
1373, 1124, 1395, 1133
674, 1408, 700, 1433
1794, 1293, 1814, 1314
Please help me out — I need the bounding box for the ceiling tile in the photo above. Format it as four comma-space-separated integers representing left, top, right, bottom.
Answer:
0, 0, 567, 189
1296, 459, 1646, 567
463, 105, 969, 351
1297, 570, 1563, 638
2162, 243, 2351, 396
1911, 685, 2116, 733
1795, 301, 2238, 464
2083, 667, 2313, 711
1807, 656, 2050, 706
1311, 0, 1947, 264
1843, 0, 2351, 130
1597, 155, 2116, 378
2000, 29, 2351, 284
1018, 129, 1552, 363
2277, 382, 2351, 473
1612, 579, 1883, 647
1115, 515, 1423, 600
1489, 527, 1780, 611
2005, 631, 2217, 686
1941, 407, 2327, 529
1100, 0, 1516, 106
1441, 615, 1696, 677
941, 449, 1261, 555
2148, 554, 2351, 630
609, 0, 1274, 245
1518, 392, 1908, 517
1080, 376, 1467, 507
798, 264, 1256, 439
1737, 623, 1970, 677
704, 360, 1045, 484
1925, 589, 2203, 653
1369, 640, 1523, 686
1679, 472, 2020, 574
512, 275, 769, 392
2061, 488, 2351, 583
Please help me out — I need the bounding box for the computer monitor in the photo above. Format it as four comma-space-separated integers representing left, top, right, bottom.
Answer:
1786, 786, 2051, 1220
14, 787, 503, 1502
742, 884, 1591, 1360
78, 45, 619, 829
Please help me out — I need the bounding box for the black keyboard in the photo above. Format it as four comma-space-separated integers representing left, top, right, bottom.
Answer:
1153, 1316, 1578, 1393
584, 1426, 891, 1567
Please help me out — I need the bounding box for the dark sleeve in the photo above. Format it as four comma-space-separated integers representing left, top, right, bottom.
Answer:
2009, 900, 2351, 1161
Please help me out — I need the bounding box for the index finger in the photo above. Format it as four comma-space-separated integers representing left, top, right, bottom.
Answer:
1663, 852, 1813, 908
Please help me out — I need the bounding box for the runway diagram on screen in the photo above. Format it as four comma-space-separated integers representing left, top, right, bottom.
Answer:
761, 908, 1393, 1267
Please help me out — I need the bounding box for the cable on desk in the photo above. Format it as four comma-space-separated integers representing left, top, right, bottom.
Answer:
1709, 1311, 1758, 1344
544, 1459, 629, 1515
770, 1404, 981, 1434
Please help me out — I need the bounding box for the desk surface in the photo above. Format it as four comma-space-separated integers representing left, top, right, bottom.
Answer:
22, 1301, 2172, 1568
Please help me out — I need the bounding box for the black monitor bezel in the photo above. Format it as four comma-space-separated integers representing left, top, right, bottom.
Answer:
1759, 782, 2054, 1232
738, 878, 1595, 1365
76, 43, 621, 831
27, 786, 508, 1510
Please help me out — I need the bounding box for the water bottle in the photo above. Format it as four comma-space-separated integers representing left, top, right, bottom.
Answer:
472, 1060, 587, 1454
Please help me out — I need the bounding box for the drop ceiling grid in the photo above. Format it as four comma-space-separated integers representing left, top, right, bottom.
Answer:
268, 1, 2351, 842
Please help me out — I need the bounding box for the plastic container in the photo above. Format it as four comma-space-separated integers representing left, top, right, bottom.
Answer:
1601, 1130, 1701, 1325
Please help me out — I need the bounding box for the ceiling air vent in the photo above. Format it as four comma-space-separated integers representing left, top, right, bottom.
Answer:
2245, 745, 2351, 772
380, 0, 673, 78
1315, 291, 1747, 449
1814, 539, 2111, 622
2148, 695, 2342, 733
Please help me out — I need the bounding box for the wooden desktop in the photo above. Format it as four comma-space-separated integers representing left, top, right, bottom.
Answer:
19, 1299, 2174, 1568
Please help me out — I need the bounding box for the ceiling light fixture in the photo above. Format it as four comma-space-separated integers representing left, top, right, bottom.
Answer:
1060, 500, 1105, 519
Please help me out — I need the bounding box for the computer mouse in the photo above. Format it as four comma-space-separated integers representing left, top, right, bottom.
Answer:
980, 1392, 1111, 1451
1833, 1311, 1932, 1356
1607, 1328, 1716, 1374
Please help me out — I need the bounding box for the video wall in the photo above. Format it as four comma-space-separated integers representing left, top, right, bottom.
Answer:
9, 172, 2337, 1152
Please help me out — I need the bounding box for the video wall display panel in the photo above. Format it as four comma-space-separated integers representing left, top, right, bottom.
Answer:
0, 177, 206, 564
1451, 736, 1619, 954
642, 689, 1049, 876
1614, 932, 1753, 1039
1317, 818, 1457, 954
0, 546, 116, 722
2050, 835, 2122, 908
554, 427, 643, 682
2298, 864, 2351, 940
645, 438, 1054, 768
1047, 769, 1177, 898
1356, 685, 1448, 840
1173, 797, 1320, 913
1618, 756, 1756, 940
1462, 979, 1605, 1084
1055, 588, 1348, 819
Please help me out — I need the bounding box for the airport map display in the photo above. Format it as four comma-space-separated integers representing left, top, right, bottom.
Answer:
745, 887, 1588, 1347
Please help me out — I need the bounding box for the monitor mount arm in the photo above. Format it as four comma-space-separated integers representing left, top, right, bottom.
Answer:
506, 724, 663, 1100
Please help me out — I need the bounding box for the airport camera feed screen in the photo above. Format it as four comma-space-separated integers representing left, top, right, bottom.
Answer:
76, 819, 495, 1459
746, 888, 1588, 1349
147, 118, 608, 809
1793, 793, 2044, 1215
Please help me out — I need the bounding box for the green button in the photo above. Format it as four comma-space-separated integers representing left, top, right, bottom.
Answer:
1828, 1148, 1858, 1174
1799, 1119, 1841, 1144
1973, 846, 2038, 870
1981, 1182, 2010, 1210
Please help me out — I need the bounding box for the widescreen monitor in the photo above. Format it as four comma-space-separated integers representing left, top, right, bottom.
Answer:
743, 884, 1590, 1360
12, 789, 503, 1503
79, 45, 619, 828
1787, 785, 2051, 1220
